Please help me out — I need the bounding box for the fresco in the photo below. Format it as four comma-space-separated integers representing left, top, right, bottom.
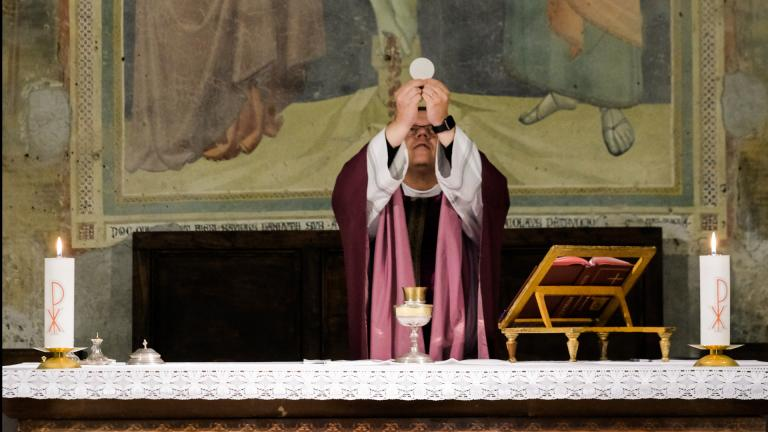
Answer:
115, 0, 675, 203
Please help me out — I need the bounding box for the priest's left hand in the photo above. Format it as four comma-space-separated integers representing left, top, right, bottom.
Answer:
422, 79, 455, 145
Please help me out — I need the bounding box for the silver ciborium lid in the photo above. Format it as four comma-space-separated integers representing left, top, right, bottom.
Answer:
127, 339, 165, 365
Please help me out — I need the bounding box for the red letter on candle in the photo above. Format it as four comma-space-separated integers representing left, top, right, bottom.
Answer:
47, 281, 65, 334
710, 278, 728, 331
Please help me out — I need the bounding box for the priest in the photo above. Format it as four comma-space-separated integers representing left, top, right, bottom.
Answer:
332, 78, 509, 360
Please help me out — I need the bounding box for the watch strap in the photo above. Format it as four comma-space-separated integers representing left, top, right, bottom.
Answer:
431, 115, 455, 134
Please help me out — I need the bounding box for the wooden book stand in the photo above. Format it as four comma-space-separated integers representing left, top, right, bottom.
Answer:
498, 245, 675, 362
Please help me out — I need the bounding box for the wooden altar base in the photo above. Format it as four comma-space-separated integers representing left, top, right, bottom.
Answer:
5, 398, 767, 421
13, 417, 767, 432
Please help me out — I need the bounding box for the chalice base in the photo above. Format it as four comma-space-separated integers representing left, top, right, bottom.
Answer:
396, 350, 433, 363
393, 300, 433, 363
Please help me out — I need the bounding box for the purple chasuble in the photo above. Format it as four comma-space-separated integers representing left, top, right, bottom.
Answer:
332, 144, 509, 360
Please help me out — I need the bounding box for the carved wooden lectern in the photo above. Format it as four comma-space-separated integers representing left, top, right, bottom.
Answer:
498, 245, 675, 362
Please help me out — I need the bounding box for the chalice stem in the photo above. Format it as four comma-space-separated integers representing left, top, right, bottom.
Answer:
410, 327, 419, 353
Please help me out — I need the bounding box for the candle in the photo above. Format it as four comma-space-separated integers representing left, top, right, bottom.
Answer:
44, 237, 75, 348
699, 232, 730, 346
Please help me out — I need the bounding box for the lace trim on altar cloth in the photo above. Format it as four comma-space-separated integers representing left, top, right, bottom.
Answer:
3, 360, 766, 401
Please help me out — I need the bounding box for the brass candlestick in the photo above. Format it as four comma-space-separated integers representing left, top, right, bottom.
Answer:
394, 286, 433, 363
35, 347, 85, 369
689, 344, 743, 367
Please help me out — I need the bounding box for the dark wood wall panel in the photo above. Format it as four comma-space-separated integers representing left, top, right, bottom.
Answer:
133, 231, 345, 361
133, 228, 663, 362
322, 252, 350, 359
150, 251, 302, 362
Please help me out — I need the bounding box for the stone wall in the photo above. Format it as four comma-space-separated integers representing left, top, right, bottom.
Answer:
722, 0, 768, 344
2, 1, 766, 361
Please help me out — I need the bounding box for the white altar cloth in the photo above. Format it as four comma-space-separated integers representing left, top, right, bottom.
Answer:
3, 360, 766, 401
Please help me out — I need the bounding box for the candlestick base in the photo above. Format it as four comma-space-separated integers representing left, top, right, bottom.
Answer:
689, 344, 743, 367
35, 347, 85, 369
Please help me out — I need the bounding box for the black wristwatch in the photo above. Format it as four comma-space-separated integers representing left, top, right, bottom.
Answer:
431, 115, 456, 134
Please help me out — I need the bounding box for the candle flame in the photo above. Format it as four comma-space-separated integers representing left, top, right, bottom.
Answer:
56, 237, 63, 257
710, 232, 717, 255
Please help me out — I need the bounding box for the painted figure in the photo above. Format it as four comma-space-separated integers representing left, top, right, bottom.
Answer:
504, 0, 644, 156
126, 0, 325, 172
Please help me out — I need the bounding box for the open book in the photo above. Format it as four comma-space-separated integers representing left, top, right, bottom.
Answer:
511, 256, 634, 321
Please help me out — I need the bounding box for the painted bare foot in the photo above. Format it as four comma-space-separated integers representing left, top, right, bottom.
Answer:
263, 111, 283, 138
238, 86, 266, 154
202, 122, 241, 161
601, 108, 635, 156
519, 92, 577, 125
260, 92, 285, 138
240, 92, 288, 153
204, 85, 288, 160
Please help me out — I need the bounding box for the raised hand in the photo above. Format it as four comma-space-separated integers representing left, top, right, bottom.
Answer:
386, 79, 425, 146
422, 79, 454, 145
421, 79, 450, 126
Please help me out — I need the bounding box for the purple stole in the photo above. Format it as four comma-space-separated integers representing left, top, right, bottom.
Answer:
332, 143, 509, 360
369, 188, 488, 360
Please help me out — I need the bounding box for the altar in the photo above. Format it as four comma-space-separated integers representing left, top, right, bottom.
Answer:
5, 224, 767, 431
3, 360, 767, 431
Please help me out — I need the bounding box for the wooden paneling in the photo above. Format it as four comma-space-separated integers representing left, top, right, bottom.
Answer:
151, 250, 302, 361
133, 231, 345, 361
132, 228, 664, 361
2, 349, 40, 366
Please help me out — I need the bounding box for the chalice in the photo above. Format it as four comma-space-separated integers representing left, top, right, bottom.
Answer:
394, 286, 433, 363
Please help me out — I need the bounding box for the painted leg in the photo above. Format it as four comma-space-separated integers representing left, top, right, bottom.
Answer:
519, 92, 578, 125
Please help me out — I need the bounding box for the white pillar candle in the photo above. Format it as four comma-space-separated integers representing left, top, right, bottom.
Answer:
699, 232, 730, 346
44, 237, 75, 348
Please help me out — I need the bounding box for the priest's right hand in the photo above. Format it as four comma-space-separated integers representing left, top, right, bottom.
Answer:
385, 79, 425, 147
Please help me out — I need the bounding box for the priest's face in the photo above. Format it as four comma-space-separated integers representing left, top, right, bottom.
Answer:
405, 111, 438, 168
